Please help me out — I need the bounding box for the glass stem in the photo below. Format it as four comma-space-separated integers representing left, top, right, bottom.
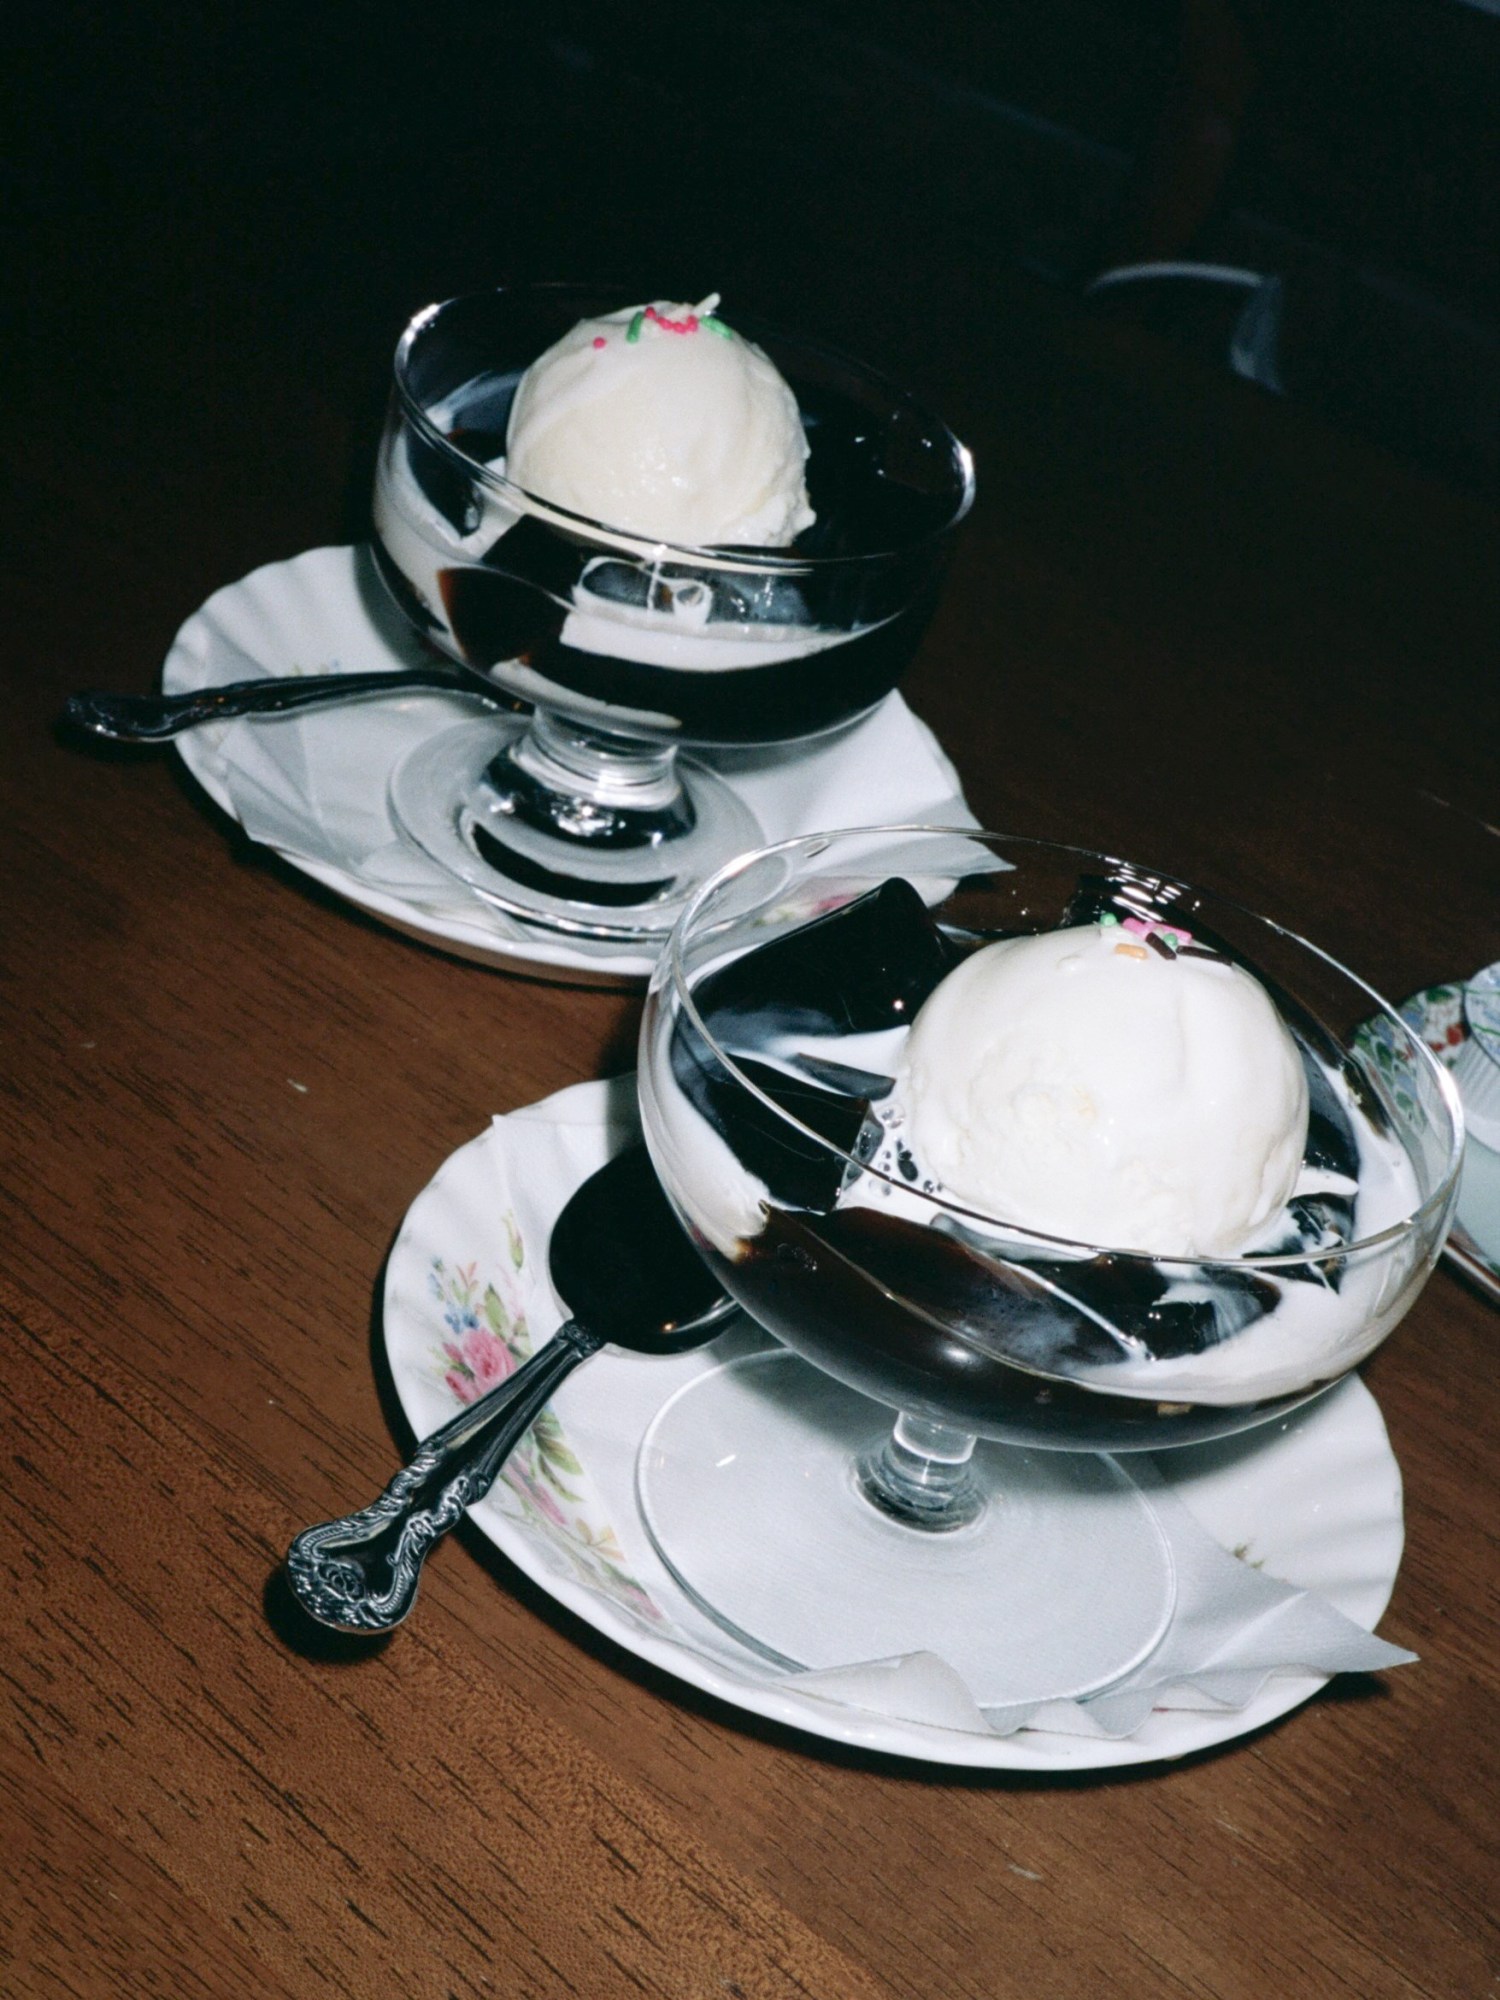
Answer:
855, 1412, 985, 1531
488, 709, 694, 845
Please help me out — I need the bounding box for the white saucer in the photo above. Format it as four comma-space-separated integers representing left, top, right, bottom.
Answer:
380, 1078, 1407, 1770
162, 546, 975, 985
1396, 983, 1500, 1303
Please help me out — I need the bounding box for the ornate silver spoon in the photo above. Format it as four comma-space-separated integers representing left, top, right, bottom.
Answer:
285, 1143, 733, 1633
64, 665, 502, 742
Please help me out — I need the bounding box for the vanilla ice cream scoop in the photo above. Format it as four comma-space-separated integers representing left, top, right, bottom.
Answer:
896, 920, 1310, 1258
504, 295, 814, 547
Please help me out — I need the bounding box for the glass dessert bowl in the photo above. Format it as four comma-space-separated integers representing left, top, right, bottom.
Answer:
371, 287, 975, 940
635, 827, 1463, 1704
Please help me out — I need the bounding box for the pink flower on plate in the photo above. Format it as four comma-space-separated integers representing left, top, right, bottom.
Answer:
462, 1325, 515, 1393
526, 1477, 568, 1530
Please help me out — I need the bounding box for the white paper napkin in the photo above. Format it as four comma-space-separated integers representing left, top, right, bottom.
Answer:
784, 1461, 1415, 1738
165, 545, 976, 977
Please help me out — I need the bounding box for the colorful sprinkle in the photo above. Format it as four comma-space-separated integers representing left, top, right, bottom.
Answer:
644, 305, 699, 334
1097, 913, 1120, 927
626, 310, 646, 343
1122, 915, 1194, 949
1113, 942, 1150, 961
592, 336, 607, 349
702, 315, 734, 339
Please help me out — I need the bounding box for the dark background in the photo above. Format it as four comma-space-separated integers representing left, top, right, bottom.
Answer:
15, 0, 1500, 493
11, 0, 1500, 791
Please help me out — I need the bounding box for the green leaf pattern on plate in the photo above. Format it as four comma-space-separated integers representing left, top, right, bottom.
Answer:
427, 1239, 663, 1627
1354, 984, 1464, 1129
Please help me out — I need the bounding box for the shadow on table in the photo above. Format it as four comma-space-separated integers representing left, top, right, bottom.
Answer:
263, 1566, 396, 1666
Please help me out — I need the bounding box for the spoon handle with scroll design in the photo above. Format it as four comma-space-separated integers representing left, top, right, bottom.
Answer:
285, 1320, 602, 1633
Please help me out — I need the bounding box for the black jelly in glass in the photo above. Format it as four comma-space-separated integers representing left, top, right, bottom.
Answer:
371, 288, 975, 941
632, 827, 1462, 1705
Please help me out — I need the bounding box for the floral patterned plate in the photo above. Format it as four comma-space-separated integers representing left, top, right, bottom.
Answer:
1390, 985, 1500, 1304
380, 1078, 1408, 1770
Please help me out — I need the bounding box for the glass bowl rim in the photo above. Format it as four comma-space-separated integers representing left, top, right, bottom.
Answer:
661, 823, 1466, 1269
389, 284, 977, 572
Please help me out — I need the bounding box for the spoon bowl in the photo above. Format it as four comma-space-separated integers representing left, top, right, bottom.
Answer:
284, 1142, 732, 1633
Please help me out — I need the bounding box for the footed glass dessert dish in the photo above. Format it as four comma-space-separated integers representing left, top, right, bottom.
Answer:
371, 288, 974, 940
635, 827, 1463, 1704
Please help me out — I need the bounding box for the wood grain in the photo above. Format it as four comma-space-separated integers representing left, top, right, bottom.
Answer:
6, 10, 1498, 1996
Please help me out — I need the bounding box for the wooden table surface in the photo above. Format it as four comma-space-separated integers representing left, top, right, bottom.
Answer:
8, 13, 1500, 1996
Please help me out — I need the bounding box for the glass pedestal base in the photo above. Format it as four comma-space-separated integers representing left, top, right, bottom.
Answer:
637, 1352, 1177, 1711
389, 716, 763, 942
